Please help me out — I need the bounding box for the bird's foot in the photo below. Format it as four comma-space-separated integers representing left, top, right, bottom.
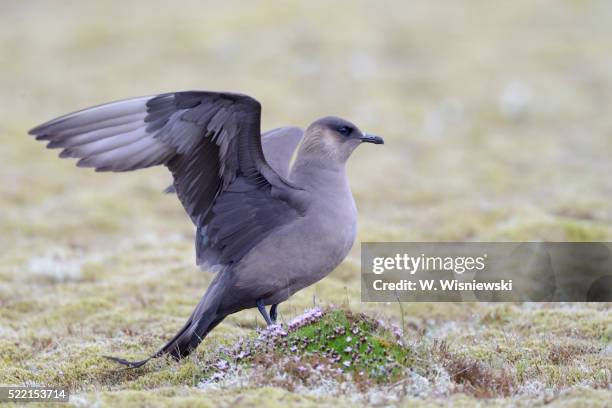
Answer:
256, 299, 273, 326
270, 304, 278, 324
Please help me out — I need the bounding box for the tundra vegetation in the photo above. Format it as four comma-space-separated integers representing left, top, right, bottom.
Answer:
0, 1, 611, 406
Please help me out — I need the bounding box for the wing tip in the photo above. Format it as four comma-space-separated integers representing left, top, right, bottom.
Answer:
76, 157, 99, 170
58, 148, 74, 158
29, 125, 47, 137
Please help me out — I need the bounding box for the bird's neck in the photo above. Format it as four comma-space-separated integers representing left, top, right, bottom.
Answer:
289, 153, 349, 192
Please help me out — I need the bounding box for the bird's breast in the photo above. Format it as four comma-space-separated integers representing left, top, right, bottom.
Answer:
292, 191, 358, 282
231, 184, 358, 303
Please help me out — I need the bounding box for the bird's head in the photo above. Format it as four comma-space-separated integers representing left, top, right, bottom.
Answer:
300, 116, 384, 163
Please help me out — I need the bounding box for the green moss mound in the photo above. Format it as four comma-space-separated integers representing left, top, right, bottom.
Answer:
204, 308, 412, 387
281, 309, 410, 379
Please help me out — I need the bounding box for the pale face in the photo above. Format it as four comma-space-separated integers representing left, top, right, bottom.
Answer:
302, 116, 384, 163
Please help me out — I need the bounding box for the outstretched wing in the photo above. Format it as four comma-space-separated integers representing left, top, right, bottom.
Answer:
163, 126, 303, 193
261, 126, 303, 177
29, 91, 302, 268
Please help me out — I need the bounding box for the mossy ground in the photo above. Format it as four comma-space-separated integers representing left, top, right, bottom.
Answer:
206, 309, 413, 386
1, 0, 612, 406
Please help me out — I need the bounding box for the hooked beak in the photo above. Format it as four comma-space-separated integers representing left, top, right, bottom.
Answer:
360, 133, 384, 145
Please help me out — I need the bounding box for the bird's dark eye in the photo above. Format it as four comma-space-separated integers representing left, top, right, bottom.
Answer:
337, 126, 352, 136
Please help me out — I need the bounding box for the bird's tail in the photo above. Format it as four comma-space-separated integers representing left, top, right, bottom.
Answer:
105, 275, 227, 368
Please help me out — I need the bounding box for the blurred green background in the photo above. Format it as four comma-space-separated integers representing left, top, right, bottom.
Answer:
0, 1, 610, 406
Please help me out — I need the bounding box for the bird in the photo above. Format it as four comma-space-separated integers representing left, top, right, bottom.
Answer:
28, 90, 384, 368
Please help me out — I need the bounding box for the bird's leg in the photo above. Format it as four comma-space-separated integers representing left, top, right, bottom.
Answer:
256, 299, 273, 326
269, 304, 279, 324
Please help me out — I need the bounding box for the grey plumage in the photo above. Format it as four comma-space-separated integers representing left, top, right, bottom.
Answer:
261, 127, 304, 177
28, 90, 383, 367
163, 126, 302, 193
